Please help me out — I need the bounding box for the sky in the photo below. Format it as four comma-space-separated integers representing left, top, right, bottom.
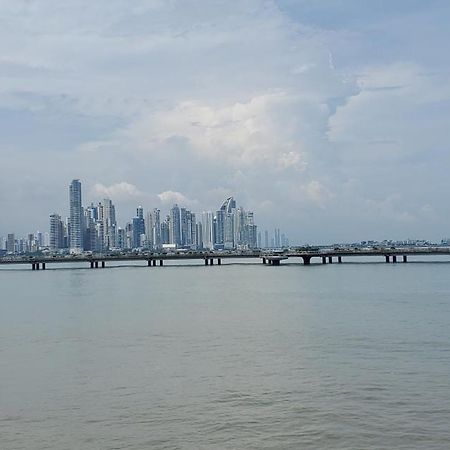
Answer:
1, 0, 450, 244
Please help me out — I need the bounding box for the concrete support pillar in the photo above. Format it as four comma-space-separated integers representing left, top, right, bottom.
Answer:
385, 255, 390, 263
328, 256, 333, 264
101, 261, 105, 268
42, 263, 46, 270
152, 260, 157, 266
32, 263, 36, 270
148, 260, 151, 266
218, 258, 221, 265
90, 261, 94, 268
338, 256, 342, 264
36, 263, 40, 270
392, 255, 397, 263
322, 256, 326, 264
95, 261, 99, 268
204, 258, 208, 266
210, 258, 214, 265
403, 255, 407, 263
159, 260, 163, 266
262, 257, 266, 264
302, 256, 311, 265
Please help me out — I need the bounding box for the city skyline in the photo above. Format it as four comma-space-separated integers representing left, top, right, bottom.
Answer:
3, 177, 449, 256
2, 174, 450, 249
2, 179, 291, 254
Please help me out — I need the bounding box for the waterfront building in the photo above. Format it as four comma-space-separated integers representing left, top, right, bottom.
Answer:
69, 179, 83, 253
117, 227, 125, 250
161, 216, 170, 245
196, 221, 203, 249
100, 199, 117, 250
274, 228, 281, 248
125, 222, 133, 249
152, 208, 161, 249
6, 233, 15, 254
214, 210, 224, 248
50, 214, 64, 250
36, 232, 43, 248
145, 210, 154, 249
201, 212, 214, 250
84, 204, 98, 252
170, 205, 181, 247
221, 197, 236, 249
130, 206, 145, 249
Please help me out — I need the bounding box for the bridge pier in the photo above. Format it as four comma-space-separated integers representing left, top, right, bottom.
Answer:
328, 256, 333, 264
204, 258, 208, 266
403, 255, 408, 263
302, 256, 311, 265
101, 261, 105, 268
262, 257, 266, 264
32, 263, 36, 270
90, 261, 94, 268
160, 259, 163, 266
392, 255, 397, 263
36, 263, 40, 270
385, 255, 390, 263
272, 259, 280, 266
210, 258, 214, 265
152, 260, 157, 266
218, 258, 221, 265
322, 256, 326, 264
338, 256, 342, 264
95, 261, 99, 268
42, 263, 46, 270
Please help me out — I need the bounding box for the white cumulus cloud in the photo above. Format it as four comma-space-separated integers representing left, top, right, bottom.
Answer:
92, 182, 143, 200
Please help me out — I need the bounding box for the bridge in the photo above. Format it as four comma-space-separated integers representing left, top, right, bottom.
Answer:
1, 247, 450, 270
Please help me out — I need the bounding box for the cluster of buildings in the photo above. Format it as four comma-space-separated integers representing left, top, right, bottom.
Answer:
48, 180, 259, 254
1, 180, 291, 255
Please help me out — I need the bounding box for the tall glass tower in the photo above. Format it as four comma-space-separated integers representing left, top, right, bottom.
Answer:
69, 179, 83, 253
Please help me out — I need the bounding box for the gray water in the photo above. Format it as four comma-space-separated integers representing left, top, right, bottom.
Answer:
1, 259, 450, 449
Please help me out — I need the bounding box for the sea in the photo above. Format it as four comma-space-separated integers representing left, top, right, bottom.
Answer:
1, 257, 450, 449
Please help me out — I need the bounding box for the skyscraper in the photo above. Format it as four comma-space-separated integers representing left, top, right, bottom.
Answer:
101, 199, 117, 250
170, 204, 181, 246
50, 213, 64, 250
132, 206, 145, 249
152, 208, 161, 249
6, 233, 15, 253
69, 179, 83, 253
220, 197, 236, 249
201, 212, 214, 250
145, 210, 154, 249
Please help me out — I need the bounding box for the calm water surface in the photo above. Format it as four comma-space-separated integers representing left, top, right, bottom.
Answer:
1, 259, 450, 449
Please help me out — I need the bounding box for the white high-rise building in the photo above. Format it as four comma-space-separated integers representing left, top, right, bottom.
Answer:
101, 199, 116, 250
152, 208, 161, 249
69, 179, 83, 253
145, 210, 154, 249
50, 213, 64, 250
201, 212, 214, 250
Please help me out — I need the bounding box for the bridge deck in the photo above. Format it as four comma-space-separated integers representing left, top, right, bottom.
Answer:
1, 248, 450, 267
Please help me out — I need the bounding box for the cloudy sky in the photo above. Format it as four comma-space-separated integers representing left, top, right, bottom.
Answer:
1, 0, 450, 243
